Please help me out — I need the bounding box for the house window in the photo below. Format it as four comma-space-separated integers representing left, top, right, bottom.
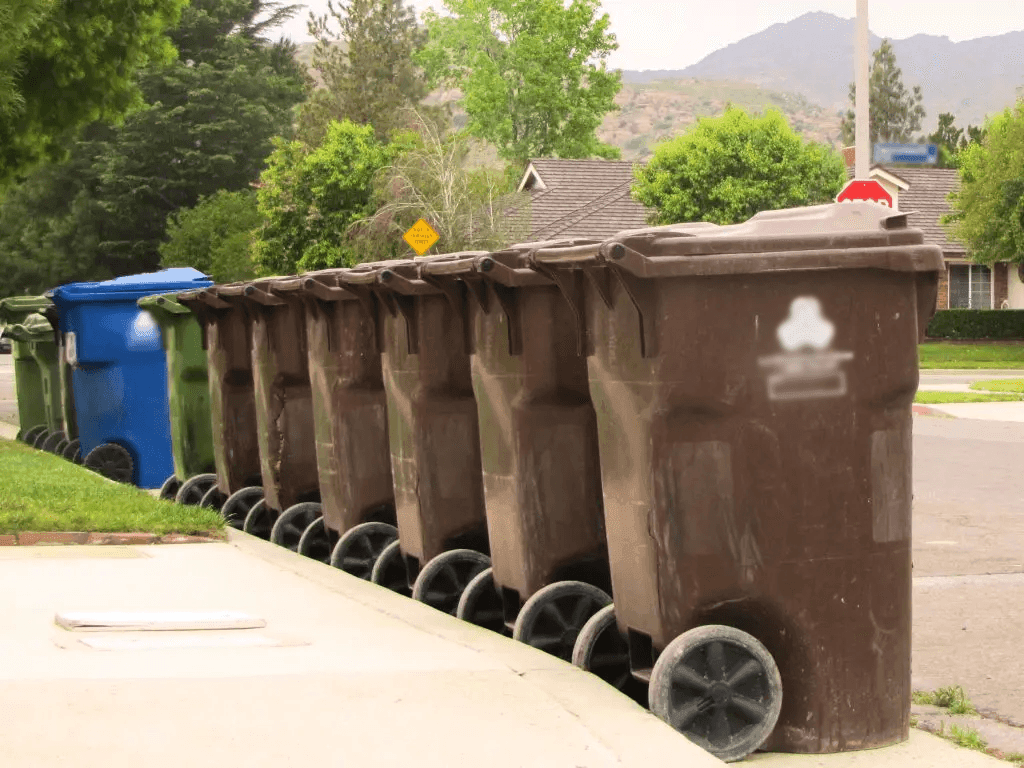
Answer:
948, 264, 992, 309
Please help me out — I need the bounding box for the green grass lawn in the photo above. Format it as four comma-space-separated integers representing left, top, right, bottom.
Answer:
919, 343, 1024, 369
969, 378, 1024, 393
0, 438, 225, 535
915, 391, 1024, 404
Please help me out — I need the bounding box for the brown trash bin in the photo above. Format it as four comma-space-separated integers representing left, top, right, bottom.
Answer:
354, 255, 491, 612
418, 243, 617, 665
261, 271, 398, 570
177, 284, 265, 525
229, 277, 321, 544
530, 202, 943, 761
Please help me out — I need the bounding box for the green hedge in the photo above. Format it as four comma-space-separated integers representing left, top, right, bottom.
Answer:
926, 310, 1024, 340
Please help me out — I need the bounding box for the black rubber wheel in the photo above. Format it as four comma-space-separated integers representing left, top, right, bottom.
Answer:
330, 522, 398, 578
42, 430, 66, 453
54, 438, 70, 456
63, 439, 82, 464
648, 624, 783, 763
221, 486, 264, 529
199, 485, 228, 511
411, 549, 491, 616
370, 539, 411, 597
22, 425, 47, 445
572, 604, 647, 705
269, 502, 323, 552
243, 498, 277, 540
32, 428, 51, 450
297, 516, 338, 563
83, 442, 135, 484
175, 473, 218, 506
456, 567, 507, 634
159, 475, 182, 501
512, 581, 611, 662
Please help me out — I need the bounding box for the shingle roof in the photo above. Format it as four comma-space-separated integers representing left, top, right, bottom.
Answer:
887, 167, 965, 254
521, 159, 650, 240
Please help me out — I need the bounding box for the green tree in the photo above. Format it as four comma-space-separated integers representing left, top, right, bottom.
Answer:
90, 0, 307, 274
633, 107, 847, 226
0, 0, 187, 185
841, 39, 926, 146
298, 0, 429, 145
252, 120, 400, 275
925, 112, 963, 169
0, 0, 306, 295
419, 0, 621, 165
160, 189, 261, 283
350, 111, 529, 259
945, 102, 1024, 266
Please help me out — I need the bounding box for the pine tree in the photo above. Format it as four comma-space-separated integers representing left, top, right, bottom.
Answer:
841, 39, 925, 145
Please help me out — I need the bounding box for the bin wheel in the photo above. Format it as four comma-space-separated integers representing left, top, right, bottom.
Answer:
512, 581, 611, 662
412, 549, 491, 615
456, 567, 506, 634
83, 443, 135, 484
62, 439, 82, 464
159, 475, 182, 501
572, 604, 646, 705
243, 499, 277, 540
42, 430, 66, 453
297, 516, 338, 564
32, 429, 51, 450
370, 540, 411, 597
199, 485, 228, 512
54, 438, 70, 456
175, 473, 218, 506
648, 624, 783, 763
330, 521, 398, 579
22, 425, 47, 445
221, 486, 264, 529
269, 502, 323, 552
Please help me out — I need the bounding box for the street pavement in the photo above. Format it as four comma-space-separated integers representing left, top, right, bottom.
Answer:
0, 354, 1020, 765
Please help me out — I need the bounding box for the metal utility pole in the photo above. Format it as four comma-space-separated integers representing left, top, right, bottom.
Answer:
855, 0, 870, 179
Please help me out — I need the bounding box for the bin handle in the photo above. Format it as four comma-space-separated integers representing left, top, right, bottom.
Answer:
419, 273, 473, 355
243, 285, 287, 306
528, 259, 591, 357
378, 269, 437, 296
529, 243, 604, 265
151, 296, 193, 315
475, 257, 550, 288
197, 290, 232, 310
302, 277, 351, 303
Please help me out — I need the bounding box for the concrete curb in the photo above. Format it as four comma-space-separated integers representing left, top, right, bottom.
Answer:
0, 531, 224, 546
223, 528, 728, 767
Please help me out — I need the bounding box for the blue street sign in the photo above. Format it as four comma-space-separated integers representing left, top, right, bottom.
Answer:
873, 143, 939, 164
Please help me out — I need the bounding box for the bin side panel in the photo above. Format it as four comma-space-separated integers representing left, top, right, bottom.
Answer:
587, 266, 926, 753
207, 309, 261, 494
29, 340, 63, 433
382, 293, 488, 565
12, 341, 48, 431
250, 302, 319, 512
473, 285, 607, 600
163, 317, 215, 479
306, 300, 393, 533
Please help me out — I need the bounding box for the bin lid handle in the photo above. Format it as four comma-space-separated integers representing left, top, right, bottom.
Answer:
243, 285, 287, 306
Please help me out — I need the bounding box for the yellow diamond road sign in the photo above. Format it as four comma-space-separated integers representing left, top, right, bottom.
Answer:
403, 218, 440, 256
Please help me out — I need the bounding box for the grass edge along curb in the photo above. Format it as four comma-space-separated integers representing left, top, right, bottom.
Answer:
0, 437, 225, 537
919, 342, 1024, 370
0, 531, 225, 546
915, 391, 1024, 404
969, 378, 1024, 393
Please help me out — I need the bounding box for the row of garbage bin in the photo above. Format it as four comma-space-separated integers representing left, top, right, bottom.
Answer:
0, 202, 942, 763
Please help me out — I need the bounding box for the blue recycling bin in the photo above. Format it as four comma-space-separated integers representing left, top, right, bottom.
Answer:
47, 268, 213, 488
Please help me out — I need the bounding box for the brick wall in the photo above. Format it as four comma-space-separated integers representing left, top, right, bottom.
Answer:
995, 262, 1009, 308
937, 261, 949, 310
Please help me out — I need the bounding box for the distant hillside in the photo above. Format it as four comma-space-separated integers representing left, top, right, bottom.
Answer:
628, 11, 1024, 131
294, 43, 842, 163
600, 79, 843, 162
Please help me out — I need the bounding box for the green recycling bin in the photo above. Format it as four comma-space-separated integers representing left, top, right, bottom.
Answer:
138, 293, 217, 504
0, 295, 54, 445
39, 304, 80, 461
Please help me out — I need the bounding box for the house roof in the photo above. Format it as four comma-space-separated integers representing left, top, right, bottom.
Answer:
518, 158, 650, 241
888, 167, 965, 254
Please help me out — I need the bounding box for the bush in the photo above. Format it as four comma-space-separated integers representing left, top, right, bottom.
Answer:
926, 310, 1024, 340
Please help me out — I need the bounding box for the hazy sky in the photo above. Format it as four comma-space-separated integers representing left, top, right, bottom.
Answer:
276, 1, 1024, 71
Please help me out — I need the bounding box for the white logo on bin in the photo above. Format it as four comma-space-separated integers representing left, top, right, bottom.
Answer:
757, 297, 854, 401
128, 311, 160, 349
65, 332, 77, 367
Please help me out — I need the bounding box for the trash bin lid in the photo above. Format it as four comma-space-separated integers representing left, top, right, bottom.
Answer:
47, 268, 212, 305
2, 314, 54, 341
0, 295, 52, 324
